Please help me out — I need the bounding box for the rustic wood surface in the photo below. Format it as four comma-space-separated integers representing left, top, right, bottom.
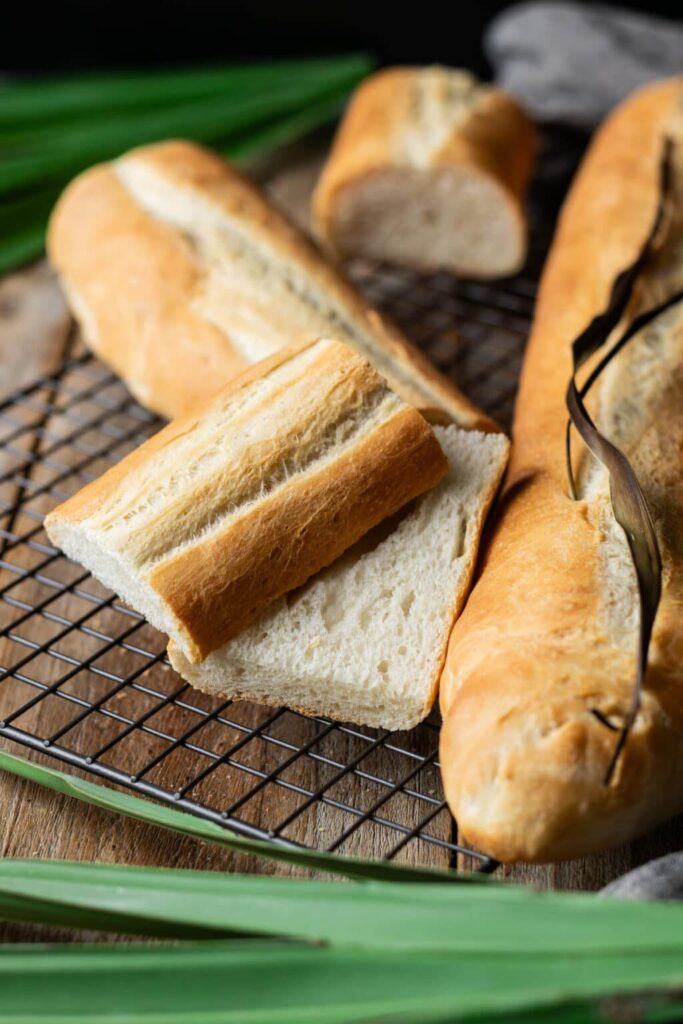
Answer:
0, 147, 681, 946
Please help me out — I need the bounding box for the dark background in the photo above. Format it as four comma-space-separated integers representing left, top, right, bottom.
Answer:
4, 1, 682, 75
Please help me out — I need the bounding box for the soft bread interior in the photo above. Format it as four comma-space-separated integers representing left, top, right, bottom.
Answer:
45, 338, 436, 662
45, 521, 178, 635
330, 167, 525, 278
112, 148, 488, 429
115, 156, 335, 365
114, 155, 429, 397
169, 425, 509, 730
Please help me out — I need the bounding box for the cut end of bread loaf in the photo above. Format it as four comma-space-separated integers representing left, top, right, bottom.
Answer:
313, 65, 535, 279
439, 646, 682, 863
325, 167, 527, 279
168, 425, 509, 730
43, 516, 191, 645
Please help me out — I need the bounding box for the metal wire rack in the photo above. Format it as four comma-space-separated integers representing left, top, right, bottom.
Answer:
0, 135, 578, 871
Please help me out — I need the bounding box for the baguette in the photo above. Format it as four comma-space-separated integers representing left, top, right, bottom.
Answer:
44, 338, 446, 664
439, 77, 683, 862
47, 139, 489, 429
313, 66, 536, 278
169, 424, 509, 730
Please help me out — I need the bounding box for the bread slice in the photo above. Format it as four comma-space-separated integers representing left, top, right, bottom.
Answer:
168, 425, 509, 730
44, 338, 447, 664
47, 139, 490, 430
313, 66, 537, 278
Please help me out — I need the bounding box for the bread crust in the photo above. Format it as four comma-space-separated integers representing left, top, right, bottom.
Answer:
166, 424, 510, 730
45, 337, 447, 662
439, 77, 683, 862
48, 139, 493, 431
48, 162, 247, 420
313, 67, 537, 276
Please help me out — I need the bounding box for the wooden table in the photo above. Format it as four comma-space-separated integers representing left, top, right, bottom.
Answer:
0, 150, 680, 944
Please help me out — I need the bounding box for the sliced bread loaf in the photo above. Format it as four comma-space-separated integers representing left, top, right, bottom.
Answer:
44, 338, 446, 664
313, 66, 537, 278
168, 424, 509, 730
48, 139, 490, 428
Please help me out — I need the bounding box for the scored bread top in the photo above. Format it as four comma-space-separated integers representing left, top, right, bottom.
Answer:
439, 77, 683, 863
47, 139, 493, 430
45, 337, 447, 663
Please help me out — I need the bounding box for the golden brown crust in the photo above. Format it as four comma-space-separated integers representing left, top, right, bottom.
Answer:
315, 68, 420, 192
166, 423, 510, 731
48, 139, 493, 431
47, 341, 313, 525
433, 88, 536, 200
439, 76, 683, 863
312, 66, 537, 275
150, 402, 446, 660
48, 162, 247, 419
165, 665, 334, 728
45, 337, 446, 662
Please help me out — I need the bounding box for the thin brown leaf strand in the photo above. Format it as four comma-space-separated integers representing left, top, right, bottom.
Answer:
566, 377, 661, 783
564, 138, 679, 783
565, 137, 673, 497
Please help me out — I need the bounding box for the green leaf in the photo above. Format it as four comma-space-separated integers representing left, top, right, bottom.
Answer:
0, 941, 680, 1024
3, 858, 683, 957
0, 92, 346, 274
0, 74, 359, 195
0, 56, 372, 127
0, 58, 365, 155
226, 90, 348, 164
0, 182, 63, 274
0, 748, 462, 883
3, 751, 683, 1022
0, 55, 371, 274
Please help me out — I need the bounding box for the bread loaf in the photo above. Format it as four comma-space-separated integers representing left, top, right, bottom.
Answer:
169, 424, 509, 730
44, 338, 446, 664
313, 66, 536, 278
439, 78, 683, 862
47, 139, 489, 428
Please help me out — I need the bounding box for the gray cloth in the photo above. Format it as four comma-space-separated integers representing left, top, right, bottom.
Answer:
601, 853, 683, 901
486, 1, 683, 128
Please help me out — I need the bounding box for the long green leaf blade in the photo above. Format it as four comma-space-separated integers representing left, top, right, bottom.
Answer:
0, 749, 462, 883
0, 56, 372, 126
0, 74, 358, 194
3, 859, 683, 955
0, 58, 365, 153
0, 941, 680, 1024
0, 55, 370, 273
0, 92, 346, 273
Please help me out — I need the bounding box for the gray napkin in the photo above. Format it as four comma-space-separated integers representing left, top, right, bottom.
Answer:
601, 853, 683, 901
486, 1, 683, 128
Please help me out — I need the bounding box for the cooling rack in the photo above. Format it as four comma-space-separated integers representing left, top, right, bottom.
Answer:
0, 132, 580, 871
